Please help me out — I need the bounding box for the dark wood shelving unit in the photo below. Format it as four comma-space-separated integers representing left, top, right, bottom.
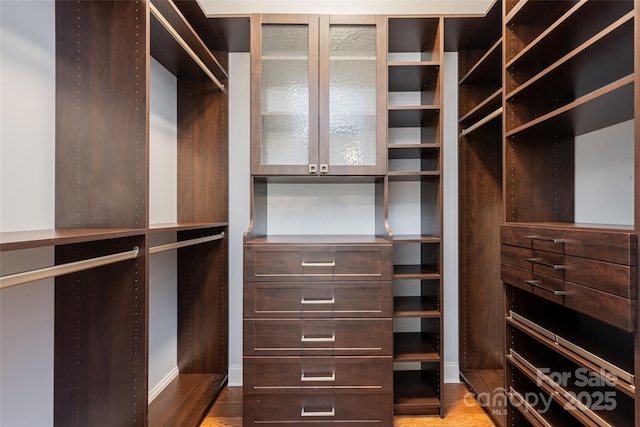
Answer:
387, 15, 444, 417
0, 1, 229, 425
501, 1, 639, 424
448, 1, 505, 425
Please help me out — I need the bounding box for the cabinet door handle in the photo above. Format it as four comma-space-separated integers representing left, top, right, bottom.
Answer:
526, 258, 566, 270
301, 407, 335, 417
301, 297, 335, 305
301, 261, 336, 267
523, 235, 566, 244
309, 164, 318, 174
301, 372, 336, 382
301, 334, 335, 342
525, 280, 567, 296
319, 164, 329, 174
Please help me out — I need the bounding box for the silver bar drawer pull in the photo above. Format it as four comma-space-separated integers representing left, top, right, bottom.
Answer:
301, 297, 335, 305
301, 261, 336, 267
301, 407, 335, 417
523, 235, 566, 244
525, 280, 567, 296
301, 334, 335, 342
526, 258, 566, 270
301, 372, 336, 382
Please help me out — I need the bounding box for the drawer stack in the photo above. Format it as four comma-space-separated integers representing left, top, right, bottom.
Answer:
501, 223, 637, 332
243, 239, 393, 426
501, 223, 638, 426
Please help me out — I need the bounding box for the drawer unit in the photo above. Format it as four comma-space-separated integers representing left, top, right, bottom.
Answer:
244, 357, 393, 392
244, 244, 392, 282
244, 393, 393, 426
244, 319, 393, 356
243, 239, 393, 426
244, 281, 393, 318
501, 224, 637, 331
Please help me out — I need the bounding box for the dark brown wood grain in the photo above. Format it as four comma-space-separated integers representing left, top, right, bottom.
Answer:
54, 236, 147, 427
244, 393, 391, 425
148, 373, 226, 427
243, 356, 393, 391
245, 281, 392, 318
177, 67, 229, 224
55, 0, 147, 230
177, 228, 228, 374
564, 281, 636, 333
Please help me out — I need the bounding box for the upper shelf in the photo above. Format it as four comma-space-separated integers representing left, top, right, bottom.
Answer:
388, 17, 441, 62
506, 1, 633, 70
458, 38, 501, 86
505, 75, 634, 140
388, 62, 439, 92
0, 228, 145, 252
505, 0, 578, 27
149, 0, 227, 90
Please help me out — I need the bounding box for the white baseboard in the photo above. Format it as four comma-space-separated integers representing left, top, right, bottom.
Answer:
444, 362, 460, 383
228, 364, 243, 386
148, 366, 179, 403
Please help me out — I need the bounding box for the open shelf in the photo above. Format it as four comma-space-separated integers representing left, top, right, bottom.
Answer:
388, 107, 440, 128
0, 228, 145, 252
459, 89, 501, 126
392, 234, 440, 243
506, 1, 633, 72
388, 144, 440, 160
394, 296, 439, 318
394, 332, 440, 361
388, 62, 439, 92
393, 370, 442, 415
148, 373, 227, 427
459, 38, 501, 86
149, 222, 228, 233
506, 75, 634, 139
393, 265, 440, 280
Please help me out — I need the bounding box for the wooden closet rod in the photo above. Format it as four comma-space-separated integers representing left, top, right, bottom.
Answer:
0, 247, 140, 290
460, 107, 503, 137
150, 2, 226, 92
149, 232, 224, 254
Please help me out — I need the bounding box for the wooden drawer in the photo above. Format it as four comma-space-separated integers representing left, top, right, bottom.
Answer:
243, 357, 393, 392
243, 393, 392, 426
245, 245, 392, 282
244, 281, 392, 318
564, 281, 636, 332
500, 224, 636, 265
501, 263, 565, 305
244, 319, 393, 356
502, 244, 635, 298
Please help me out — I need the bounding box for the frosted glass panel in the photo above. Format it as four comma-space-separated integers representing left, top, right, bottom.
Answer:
261, 60, 308, 114
330, 25, 376, 57
329, 25, 377, 166
262, 25, 308, 57
261, 114, 309, 165
261, 24, 310, 166
329, 114, 376, 166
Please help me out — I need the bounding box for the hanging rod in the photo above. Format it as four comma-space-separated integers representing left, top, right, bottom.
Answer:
149, 232, 224, 254
0, 247, 140, 290
460, 107, 503, 137
150, 2, 226, 92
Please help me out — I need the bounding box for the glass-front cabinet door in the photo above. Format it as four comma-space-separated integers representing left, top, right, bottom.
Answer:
251, 14, 386, 176
251, 14, 319, 175
319, 15, 387, 176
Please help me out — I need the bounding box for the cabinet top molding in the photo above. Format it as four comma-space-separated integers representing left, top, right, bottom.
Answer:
198, 0, 493, 16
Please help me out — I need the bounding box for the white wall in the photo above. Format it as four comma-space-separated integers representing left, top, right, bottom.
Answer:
228, 52, 251, 385
0, 1, 56, 425
442, 52, 459, 383
148, 57, 179, 399
575, 120, 634, 226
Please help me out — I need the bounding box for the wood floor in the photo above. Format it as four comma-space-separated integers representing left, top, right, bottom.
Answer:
200, 383, 497, 426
